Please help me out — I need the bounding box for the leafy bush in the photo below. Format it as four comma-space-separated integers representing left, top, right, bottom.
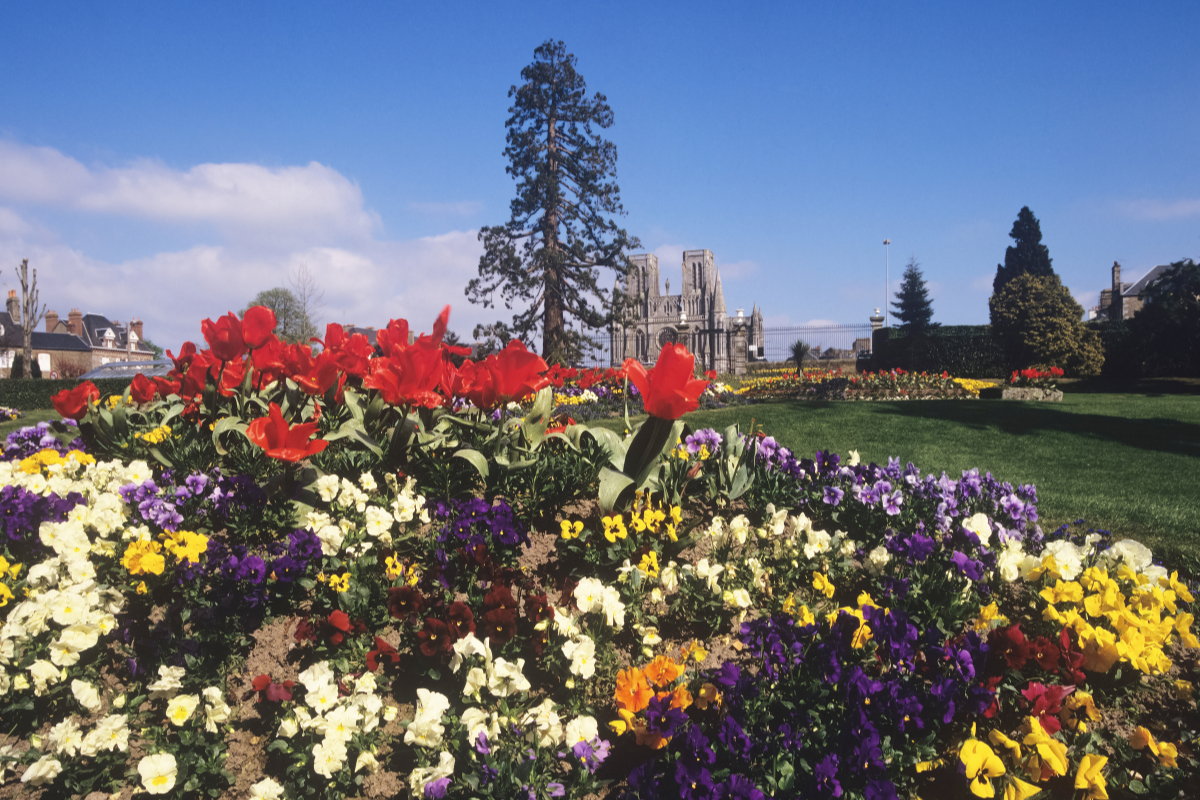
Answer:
1125, 259, 1200, 377
989, 273, 1104, 376
0, 377, 133, 409
870, 326, 1007, 376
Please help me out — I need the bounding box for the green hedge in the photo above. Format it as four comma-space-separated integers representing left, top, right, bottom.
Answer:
867, 326, 1007, 376
0, 378, 134, 411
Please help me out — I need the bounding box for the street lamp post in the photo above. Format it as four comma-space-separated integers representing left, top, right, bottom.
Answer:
883, 239, 891, 327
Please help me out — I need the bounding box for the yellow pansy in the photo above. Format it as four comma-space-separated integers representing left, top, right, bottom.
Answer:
1073, 754, 1108, 800
602, 515, 628, 543
960, 739, 1006, 798
559, 520, 584, 540
813, 571, 835, 599
1021, 718, 1068, 781
1039, 579, 1083, 605
123, 540, 165, 576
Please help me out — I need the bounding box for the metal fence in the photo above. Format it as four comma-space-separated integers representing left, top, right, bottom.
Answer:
573, 323, 873, 367
757, 324, 873, 362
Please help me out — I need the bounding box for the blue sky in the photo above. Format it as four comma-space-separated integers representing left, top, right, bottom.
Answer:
1, 1, 1197, 351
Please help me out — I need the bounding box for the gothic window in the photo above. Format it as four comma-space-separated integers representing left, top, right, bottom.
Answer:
657, 327, 678, 350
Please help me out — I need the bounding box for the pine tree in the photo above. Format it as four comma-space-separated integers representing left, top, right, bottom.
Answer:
993, 206, 1055, 294
890, 256, 937, 334
467, 40, 640, 365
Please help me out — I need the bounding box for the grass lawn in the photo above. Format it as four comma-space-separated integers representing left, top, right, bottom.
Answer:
0, 409, 60, 439
595, 392, 1200, 565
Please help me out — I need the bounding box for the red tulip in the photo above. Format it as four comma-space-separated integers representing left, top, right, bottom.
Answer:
130, 373, 157, 404
244, 402, 328, 462
487, 340, 550, 406
241, 305, 277, 350
623, 344, 708, 420
166, 341, 198, 376
201, 313, 246, 362
52, 381, 101, 421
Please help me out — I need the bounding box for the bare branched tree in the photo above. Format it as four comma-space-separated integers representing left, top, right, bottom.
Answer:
290, 262, 325, 331
16, 259, 46, 380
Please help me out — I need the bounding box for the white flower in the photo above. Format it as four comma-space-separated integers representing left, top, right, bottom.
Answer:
29, 659, 62, 695
313, 737, 348, 778
71, 679, 102, 713
315, 474, 341, 503
138, 753, 178, 794
463, 666, 487, 698
659, 561, 679, 593
48, 716, 82, 756
449, 632, 490, 673
996, 540, 1027, 582
728, 515, 751, 545
324, 703, 361, 742
147, 664, 186, 699
1041, 540, 1085, 580
249, 777, 286, 800
305, 681, 340, 714
460, 707, 500, 743
277, 715, 300, 738
315, 524, 345, 556
203, 686, 232, 732
562, 637, 597, 679
762, 504, 788, 538
21, 755, 63, 786
404, 715, 445, 748
600, 586, 626, 629
364, 505, 394, 540
564, 715, 599, 746
1102, 539, 1154, 572
166, 693, 200, 726
90, 714, 130, 752
573, 577, 605, 614
866, 545, 891, 576
963, 513, 992, 547
358, 472, 378, 492
848, 449, 861, 466
522, 698, 563, 748
408, 751, 455, 798
695, 559, 724, 593
415, 688, 451, 721
724, 588, 752, 609
356, 751, 380, 774
488, 657, 531, 698
803, 528, 832, 560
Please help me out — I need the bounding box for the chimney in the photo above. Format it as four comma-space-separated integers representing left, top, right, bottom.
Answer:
68, 309, 83, 337
46, 310, 59, 332
131, 318, 144, 343
1111, 261, 1123, 321
6, 290, 18, 325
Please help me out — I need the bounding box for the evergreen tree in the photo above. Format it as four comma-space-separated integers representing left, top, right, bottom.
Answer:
989, 273, 1103, 375
993, 206, 1055, 294
890, 256, 937, 334
467, 40, 640, 365
1126, 259, 1200, 377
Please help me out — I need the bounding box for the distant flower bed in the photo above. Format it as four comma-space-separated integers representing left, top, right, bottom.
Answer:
737, 367, 997, 401
0, 305, 1194, 800
0, 407, 21, 422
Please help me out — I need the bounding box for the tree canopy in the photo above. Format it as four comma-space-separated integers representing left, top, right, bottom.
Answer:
466, 40, 639, 365
989, 273, 1103, 376
243, 287, 317, 345
890, 256, 937, 335
993, 206, 1055, 295
1126, 259, 1200, 377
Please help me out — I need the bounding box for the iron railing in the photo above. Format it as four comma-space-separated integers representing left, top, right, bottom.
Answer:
574, 324, 874, 367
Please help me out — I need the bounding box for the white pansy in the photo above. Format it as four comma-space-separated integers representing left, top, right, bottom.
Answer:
315, 474, 341, 503
449, 632, 490, 673
249, 777, 287, 800
562, 637, 596, 679
312, 737, 348, 778
165, 694, 200, 726
464, 666, 487, 698
147, 665, 186, 699
728, 515, 751, 545
364, 505, 394, 540
803, 528, 832, 560
564, 715, 599, 746
21, 755, 63, 786
488, 657, 531, 698
963, 513, 992, 547
298, 661, 336, 694
866, 545, 891, 576
573, 577, 605, 614
522, 698, 563, 748
48, 716, 83, 756
71, 679, 102, 713
408, 751, 455, 798
1041, 540, 1085, 580
1101, 539, 1154, 573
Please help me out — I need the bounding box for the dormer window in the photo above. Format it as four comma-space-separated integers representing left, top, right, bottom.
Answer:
103, 329, 115, 347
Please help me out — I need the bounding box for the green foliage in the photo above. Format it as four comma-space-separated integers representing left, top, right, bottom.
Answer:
0, 377, 132, 409
29, 355, 41, 379
788, 339, 811, 364
993, 206, 1056, 294
890, 256, 937, 334
869, 326, 1006, 376
243, 286, 317, 344
467, 39, 640, 365
9, 352, 24, 380
989, 273, 1104, 376
141, 338, 166, 359
1126, 259, 1200, 377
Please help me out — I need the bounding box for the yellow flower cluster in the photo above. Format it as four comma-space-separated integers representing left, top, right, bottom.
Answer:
135, 424, 174, 444
106, 395, 134, 408
953, 377, 999, 396
384, 555, 419, 585
159, 530, 209, 565
0, 555, 21, 607
824, 591, 880, 649
321, 572, 351, 593
18, 448, 95, 475
1039, 566, 1197, 675
123, 540, 166, 576
601, 497, 682, 544
559, 520, 584, 540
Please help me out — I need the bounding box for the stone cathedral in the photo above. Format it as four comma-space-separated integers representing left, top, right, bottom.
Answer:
610, 249, 764, 373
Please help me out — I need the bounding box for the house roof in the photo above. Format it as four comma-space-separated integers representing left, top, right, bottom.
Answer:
1123, 264, 1173, 298
32, 331, 92, 352
78, 313, 152, 353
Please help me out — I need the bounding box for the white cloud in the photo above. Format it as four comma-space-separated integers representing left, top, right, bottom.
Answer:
717, 259, 759, 280
1120, 198, 1200, 221
1072, 288, 1099, 311
0, 140, 379, 244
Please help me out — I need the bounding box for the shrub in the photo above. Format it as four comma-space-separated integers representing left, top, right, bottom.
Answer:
989, 273, 1104, 376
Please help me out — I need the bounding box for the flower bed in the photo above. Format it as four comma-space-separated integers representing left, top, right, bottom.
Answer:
736, 367, 999, 402
0, 305, 1195, 800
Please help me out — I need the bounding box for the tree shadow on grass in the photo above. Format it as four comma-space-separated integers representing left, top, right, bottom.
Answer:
837, 399, 1200, 460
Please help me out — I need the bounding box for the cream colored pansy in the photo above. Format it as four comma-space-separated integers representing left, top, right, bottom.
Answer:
522, 697, 563, 748
138, 753, 178, 795
562, 637, 597, 679
166, 693, 200, 726
963, 513, 992, 547
408, 751, 455, 798
488, 657, 531, 698
71, 679, 102, 713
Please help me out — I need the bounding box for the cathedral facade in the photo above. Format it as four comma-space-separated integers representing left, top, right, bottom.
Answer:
610, 249, 763, 372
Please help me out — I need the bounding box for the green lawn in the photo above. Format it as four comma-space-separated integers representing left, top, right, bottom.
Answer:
0, 409, 60, 439
596, 393, 1200, 564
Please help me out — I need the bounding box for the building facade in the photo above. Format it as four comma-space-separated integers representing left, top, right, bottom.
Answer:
610, 249, 763, 372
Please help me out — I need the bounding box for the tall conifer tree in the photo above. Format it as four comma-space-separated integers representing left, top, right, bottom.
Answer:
467, 40, 639, 364
891, 256, 937, 334
993, 206, 1055, 294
